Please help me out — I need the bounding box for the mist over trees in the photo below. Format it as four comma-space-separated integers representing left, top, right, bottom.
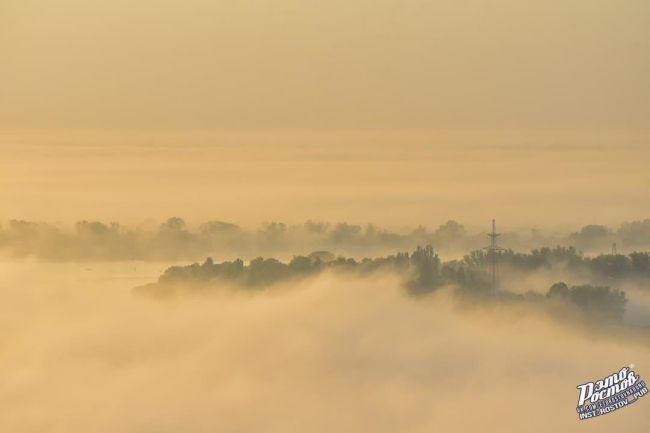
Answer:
137, 243, 636, 323
461, 247, 650, 282
0, 216, 647, 324
2, 217, 650, 261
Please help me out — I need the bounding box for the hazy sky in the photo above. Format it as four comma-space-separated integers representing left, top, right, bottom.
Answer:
1, 2, 648, 227
0, 129, 648, 228
1, 0, 649, 130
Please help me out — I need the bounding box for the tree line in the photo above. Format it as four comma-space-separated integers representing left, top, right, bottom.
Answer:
3, 217, 650, 260
139, 245, 633, 322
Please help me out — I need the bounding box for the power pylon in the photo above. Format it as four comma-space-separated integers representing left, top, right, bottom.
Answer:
484, 219, 504, 290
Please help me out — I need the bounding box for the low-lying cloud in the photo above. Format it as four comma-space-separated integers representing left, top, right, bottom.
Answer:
0, 261, 648, 432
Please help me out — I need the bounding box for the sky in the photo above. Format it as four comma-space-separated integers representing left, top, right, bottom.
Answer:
0, 129, 648, 228
1, 0, 649, 130
0, 1, 648, 227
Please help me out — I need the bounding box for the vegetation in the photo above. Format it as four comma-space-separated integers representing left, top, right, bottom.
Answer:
139, 245, 633, 321
463, 246, 650, 280
4, 217, 650, 260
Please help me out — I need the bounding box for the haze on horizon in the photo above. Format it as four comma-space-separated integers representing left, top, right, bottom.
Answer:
2, 3, 650, 432
1, 1, 649, 227
1, 129, 648, 229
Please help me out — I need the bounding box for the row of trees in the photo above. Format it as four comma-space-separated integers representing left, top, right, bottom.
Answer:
0, 218, 470, 260
460, 247, 650, 280
156, 246, 438, 292
143, 245, 630, 321
547, 282, 627, 321
570, 220, 650, 250
4, 217, 650, 260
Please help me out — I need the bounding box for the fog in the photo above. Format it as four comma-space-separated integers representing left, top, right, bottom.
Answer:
2, 0, 649, 429
6, 215, 650, 264
2, 130, 649, 229
0, 260, 648, 432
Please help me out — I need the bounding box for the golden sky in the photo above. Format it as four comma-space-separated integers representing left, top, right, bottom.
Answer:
1, 129, 648, 228
1, 0, 648, 130
1, 1, 648, 227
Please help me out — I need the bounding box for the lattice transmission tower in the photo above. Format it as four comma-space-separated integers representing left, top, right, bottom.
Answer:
484, 219, 505, 290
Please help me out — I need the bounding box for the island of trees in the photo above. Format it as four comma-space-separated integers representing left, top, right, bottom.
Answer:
137, 245, 641, 323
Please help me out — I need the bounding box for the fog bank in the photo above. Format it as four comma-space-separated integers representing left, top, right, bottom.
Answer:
1, 261, 648, 432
